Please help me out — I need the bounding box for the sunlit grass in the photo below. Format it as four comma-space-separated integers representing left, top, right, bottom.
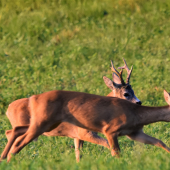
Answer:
0, 0, 170, 169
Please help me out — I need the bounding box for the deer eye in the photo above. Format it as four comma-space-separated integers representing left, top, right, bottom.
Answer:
124, 93, 130, 98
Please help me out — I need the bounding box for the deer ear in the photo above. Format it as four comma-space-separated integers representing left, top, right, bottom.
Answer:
164, 89, 170, 105
103, 76, 115, 90
112, 73, 122, 84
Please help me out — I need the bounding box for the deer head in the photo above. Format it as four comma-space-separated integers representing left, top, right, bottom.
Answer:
103, 58, 142, 105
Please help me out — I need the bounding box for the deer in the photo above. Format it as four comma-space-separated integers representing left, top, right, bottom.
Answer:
1, 86, 170, 162
1, 59, 141, 162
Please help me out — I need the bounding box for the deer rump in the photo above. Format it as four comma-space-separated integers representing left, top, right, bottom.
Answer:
2, 90, 170, 163
3, 58, 143, 162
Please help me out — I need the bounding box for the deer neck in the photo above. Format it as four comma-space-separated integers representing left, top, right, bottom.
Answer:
107, 91, 114, 97
137, 105, 170, 126
107, 90, 118, 97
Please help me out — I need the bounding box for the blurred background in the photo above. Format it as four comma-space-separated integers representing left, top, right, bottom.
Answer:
0, 0, 170, 169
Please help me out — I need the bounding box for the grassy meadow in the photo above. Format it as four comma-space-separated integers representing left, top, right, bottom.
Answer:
0, 0, 170, 169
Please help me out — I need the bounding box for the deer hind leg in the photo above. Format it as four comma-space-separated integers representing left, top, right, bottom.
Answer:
79, 140, 84, 148
6, 124, 44, 162
74, 138, 82, 162
5, 130, 13, 141
77, 129, 109, 149
5, 128, 39, 142
74, 131, 109, 162
127, 130, 170, 153
6, 122, 62, 162
1, 125, 29, 160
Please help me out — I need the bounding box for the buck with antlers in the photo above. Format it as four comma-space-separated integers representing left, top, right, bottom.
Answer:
1, 59, 141, 162
105, 59, 141, 105
1, 85, 170, 162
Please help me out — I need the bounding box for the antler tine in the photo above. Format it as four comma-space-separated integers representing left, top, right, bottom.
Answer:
118, 58, 130, 73
118, 58, 133, 84
126, 65, 133, 84
110, 60, 125, 85
110, 60, 119, 75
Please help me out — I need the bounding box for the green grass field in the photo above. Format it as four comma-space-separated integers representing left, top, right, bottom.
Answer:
0, 0, 170, 169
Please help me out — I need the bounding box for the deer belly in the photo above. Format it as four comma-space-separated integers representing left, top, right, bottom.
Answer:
119, 129, 134, 136
43, 122, 79, 138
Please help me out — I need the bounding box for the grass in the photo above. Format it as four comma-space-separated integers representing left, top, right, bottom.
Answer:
0, 0, 170, 169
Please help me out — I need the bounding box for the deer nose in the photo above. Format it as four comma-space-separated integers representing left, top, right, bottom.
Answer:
136, 101, 142, 105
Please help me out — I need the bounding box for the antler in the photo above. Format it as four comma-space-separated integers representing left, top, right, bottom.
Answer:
118, 58, 133, 84
110, 60, 125, 85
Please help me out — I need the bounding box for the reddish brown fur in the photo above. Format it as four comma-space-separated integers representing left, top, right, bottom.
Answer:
1, 90, 170, 162
4, 65, 141, 161
0, 59, 142, 162
107, 91, 114, 97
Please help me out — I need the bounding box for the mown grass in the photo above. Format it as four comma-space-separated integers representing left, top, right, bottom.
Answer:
0, 0, 170, 169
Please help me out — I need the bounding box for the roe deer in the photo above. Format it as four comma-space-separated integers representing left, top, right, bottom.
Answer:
1, 88, 170, 162
1, 59, 142, 162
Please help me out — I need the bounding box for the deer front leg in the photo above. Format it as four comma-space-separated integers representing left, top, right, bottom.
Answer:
1, 126, 29, 160
127, 129, 170, 153
105, 133, 120, 157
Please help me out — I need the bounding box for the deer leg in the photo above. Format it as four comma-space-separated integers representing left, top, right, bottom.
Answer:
1, 126, 29, 160
5, 130, 13, 141
7, 125, 43, 162
127, 130, 170, 153
78, 131, 109, 149
6, 122, 61, 162
5, 128, 38, 143
74, 131, 109, 162
79, 140, 84, 148
74, 138, 81, 162
105, 133, 120, 157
